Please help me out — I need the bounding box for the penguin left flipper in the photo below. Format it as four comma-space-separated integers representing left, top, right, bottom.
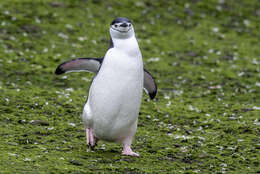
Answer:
55, 58, 103, 75
55, 58, 157, 99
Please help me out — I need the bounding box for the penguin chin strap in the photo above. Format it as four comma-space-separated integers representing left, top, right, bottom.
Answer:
111, 27, 131, 33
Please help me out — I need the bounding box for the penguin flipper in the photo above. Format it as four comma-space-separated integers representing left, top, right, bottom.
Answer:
55, 58, 103, 75
143, 69, 157, 99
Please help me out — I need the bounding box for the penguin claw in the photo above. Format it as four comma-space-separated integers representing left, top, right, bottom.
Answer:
88, 140, 98, 150
122, 151, 140, 157
122, 145, 140, 157
86, 128, 97, 150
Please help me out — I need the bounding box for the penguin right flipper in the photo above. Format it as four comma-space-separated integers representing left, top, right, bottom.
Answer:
143, 69, 157, 99
55, 58, 103, 75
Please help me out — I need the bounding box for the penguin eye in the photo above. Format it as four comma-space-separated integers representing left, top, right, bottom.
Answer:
114, 24, 118, 28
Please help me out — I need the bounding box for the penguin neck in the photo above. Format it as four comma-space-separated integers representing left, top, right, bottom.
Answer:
111, 36, 140, 55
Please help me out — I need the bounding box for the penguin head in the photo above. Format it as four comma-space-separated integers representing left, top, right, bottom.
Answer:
110, 17, 134, 39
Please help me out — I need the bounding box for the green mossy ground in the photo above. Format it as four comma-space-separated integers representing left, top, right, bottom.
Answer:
0, 0, 259, 173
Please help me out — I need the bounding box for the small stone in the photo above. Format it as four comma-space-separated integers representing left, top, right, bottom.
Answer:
69, 160, 83, 166
49, 2, 65, 7
30, 120, 50, 126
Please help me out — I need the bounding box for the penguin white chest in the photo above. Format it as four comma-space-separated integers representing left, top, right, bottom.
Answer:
84, 47, 143, 141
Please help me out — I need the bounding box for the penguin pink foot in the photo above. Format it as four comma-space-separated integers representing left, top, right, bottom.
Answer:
122, 144, 139, 157
86, 128, 97, 149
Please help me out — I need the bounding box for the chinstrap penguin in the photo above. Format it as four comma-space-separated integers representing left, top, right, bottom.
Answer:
55, 17, 157, 156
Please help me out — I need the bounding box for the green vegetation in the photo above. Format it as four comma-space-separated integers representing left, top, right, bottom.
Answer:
0, 0, 259, 173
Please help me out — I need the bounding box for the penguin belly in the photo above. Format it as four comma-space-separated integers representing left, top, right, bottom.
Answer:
83, 50, 143, 142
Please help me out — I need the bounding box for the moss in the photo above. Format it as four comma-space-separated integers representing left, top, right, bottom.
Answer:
0, 0, 259, 173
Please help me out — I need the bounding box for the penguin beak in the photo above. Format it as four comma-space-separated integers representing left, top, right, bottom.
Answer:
120, 23, 128, 27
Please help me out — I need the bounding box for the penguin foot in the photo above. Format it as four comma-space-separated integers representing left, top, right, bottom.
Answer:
122, 145, 139, 157
86, 128, 97, 150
